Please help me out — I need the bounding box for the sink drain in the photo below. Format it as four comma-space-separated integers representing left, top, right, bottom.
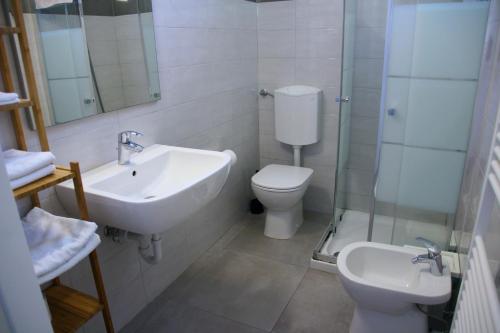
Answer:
144, 195, 156, 199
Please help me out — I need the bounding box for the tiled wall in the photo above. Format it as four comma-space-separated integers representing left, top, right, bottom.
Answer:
345, 0, 387, 212
257, 0, 343, 213
455, 0, 500, 271
0, 0, 258, 331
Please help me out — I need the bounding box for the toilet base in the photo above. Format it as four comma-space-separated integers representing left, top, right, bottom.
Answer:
264, 201, 303, 239
350, 305, 427, 333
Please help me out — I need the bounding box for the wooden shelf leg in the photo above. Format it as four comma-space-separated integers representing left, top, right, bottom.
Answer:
70, 162, 114, 333
0, 34, 28, 150
10, 0, 49, 151
89, 250, 115, 333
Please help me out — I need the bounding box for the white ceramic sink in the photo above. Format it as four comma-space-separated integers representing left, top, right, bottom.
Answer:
56, 144, 231, 234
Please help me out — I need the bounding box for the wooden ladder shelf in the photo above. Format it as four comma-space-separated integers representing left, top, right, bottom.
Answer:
0, 1, 114, 332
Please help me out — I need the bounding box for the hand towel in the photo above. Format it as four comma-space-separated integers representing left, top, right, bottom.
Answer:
10, 164, 55, 189
22, 207, 98, 277
35, 0, 72, 9
3, 149, 56, 180
0, 92, 19, 105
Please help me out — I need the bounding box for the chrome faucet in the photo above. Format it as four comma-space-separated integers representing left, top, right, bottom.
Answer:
411, 237, 444, 276
118, 130, 144, 165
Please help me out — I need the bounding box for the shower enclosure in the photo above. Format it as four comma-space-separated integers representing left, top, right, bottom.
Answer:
314, 0, 490, 264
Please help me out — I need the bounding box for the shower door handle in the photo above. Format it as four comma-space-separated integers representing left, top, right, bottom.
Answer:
336, 96, 350, 103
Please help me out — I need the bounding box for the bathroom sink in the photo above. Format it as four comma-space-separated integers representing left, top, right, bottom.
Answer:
56, 144, 232, 234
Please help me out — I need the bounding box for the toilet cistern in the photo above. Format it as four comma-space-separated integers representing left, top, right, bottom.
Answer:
118, 130, 144, 164
411, 237, 444, 276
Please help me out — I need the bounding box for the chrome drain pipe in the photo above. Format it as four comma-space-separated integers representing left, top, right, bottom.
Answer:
104, 227, 162, 264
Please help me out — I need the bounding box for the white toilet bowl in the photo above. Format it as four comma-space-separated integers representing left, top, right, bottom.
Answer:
337, 242, 451, 333
251, 164, 313, 239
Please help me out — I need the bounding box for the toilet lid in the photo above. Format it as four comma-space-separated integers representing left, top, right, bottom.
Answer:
252, 164, 313, 190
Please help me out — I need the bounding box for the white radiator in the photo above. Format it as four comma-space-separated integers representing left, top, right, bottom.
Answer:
488, 132, 500, 206
451, 236, 500, 333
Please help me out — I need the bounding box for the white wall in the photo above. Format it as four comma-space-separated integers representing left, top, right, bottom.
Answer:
0, 0, 258, 331
455, 0, 500, 271
257, 0, 343, 213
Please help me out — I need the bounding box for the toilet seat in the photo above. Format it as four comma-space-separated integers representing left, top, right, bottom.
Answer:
251, 164, 313, 191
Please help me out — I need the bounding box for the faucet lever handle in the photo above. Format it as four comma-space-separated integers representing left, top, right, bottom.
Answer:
119, 130, 143, 143
122, 130, 143, 137
416, 237, 441, 257
128, 130, 143, 137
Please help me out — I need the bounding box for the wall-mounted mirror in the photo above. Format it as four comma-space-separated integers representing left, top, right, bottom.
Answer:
19, 0, 160, 126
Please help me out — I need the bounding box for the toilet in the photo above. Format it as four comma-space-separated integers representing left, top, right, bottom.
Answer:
252, 85, 321, 239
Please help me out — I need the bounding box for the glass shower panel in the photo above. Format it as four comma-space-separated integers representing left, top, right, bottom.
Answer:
374, 0, 489, 250
333, 0, 357, 227
312, 0, 361, 259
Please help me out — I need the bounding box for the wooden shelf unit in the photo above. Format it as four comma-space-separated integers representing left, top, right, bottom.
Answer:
45, 285, 103, 333
0, 99, 32, 112
13, 166, 73, 200
0, 1, 115, 332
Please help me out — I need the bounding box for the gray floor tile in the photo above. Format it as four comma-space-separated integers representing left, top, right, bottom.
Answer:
272, 269, 355, 333
227, 212, 330, 267
182, 250, 308, 331
161, 216, 253, 303
128, 300, 266, 333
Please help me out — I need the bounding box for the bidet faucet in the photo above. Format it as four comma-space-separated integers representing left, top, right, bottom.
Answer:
411, 237, 444, 276
118, 130, 144, 165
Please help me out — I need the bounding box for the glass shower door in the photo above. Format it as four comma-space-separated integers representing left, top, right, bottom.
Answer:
372, 0, 490, 250
333, 0, 357, 228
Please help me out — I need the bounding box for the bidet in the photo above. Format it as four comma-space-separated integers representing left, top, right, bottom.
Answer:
337, 241, 451, 333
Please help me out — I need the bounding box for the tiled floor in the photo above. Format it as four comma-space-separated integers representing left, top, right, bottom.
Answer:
121, 212, 354, 333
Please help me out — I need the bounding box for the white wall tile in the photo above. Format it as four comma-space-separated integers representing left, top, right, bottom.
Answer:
258, 29, 295, 58
411, 2, 489, 79
405, 79, 477, 151
295, 28, 341, 59
257, 1, 295, 30
296, 0, 343, 29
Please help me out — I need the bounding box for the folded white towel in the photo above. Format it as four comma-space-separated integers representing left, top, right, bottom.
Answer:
3, 149, 56, 180
35, 0, 72, 9
10, 164, 55, 189
22, 207, 98, 277
0, 92, 19, 105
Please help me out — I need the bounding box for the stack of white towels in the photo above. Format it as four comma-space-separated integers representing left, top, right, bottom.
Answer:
3, 149, 56, 189
0, 92, 19, 105
22, 207, 99, 278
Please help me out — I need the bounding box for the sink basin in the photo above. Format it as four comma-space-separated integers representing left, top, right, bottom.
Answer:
56, 144, 231, 234
337, 241, 451, 333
